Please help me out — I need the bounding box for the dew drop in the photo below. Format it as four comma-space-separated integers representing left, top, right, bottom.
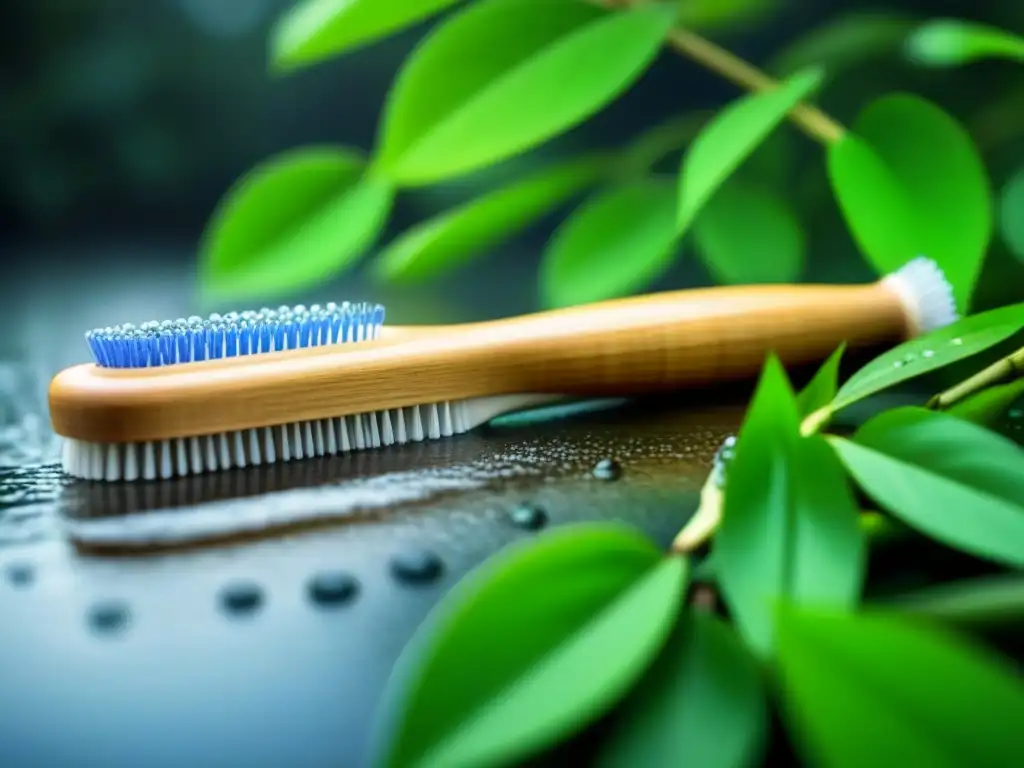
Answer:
307, 571, 360, 606
893, 360, 905, 368
5, 562, 34, 587
87, 600, 131, 635
902, 353, 916, 365
592, 458, 622, 481
509, 503, 548, 531
390, 548, 444, 584
1009, 409, 1023, 420
921, 349, 935, 359
951, 338, 963, 345
219, 581, 264, 615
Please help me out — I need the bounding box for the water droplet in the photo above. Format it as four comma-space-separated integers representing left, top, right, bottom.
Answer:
390, 548, 444, 584
902, 353, 916, 365
307, 571, 360, 606
5, 562, 33, 587
1009, 409, 1023, 420
951, 338, 963, 345
592, 458, 622, 481
921, 349, 935, 358
893, 360, 905, 368
219, 581, 264, 615
509, 503, 548, 531
88, 601, 131, 635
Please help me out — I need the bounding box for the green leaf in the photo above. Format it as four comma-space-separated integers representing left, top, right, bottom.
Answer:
374, 156, 606, 284
770, 12, 918, 78
374, 0, 674, 185
883, 574, 1024, 628
371, 523, 688, 768
796, 344, 846, 419
270, 0, 463, 72
905, 19, 1024, 68
829, 407, 1024, 568
776, 606, 1024, 768
947, 376, 1024, 428
999, 168, 1024, 262
675, 0, 776, 32
596, 611, 766, 768
693, 179, 805, 284
540, 178, 679, 308
716, 356, 866, 657
619, 111, 712, 176
827, 93, 993, 312
676, 67, 824, 234
199, 146, 393, 302
830, 301, 1024, 412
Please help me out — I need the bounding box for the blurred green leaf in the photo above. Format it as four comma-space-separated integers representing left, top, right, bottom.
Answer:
199, 146, 392, 302
770, 12, 918, 78
675, 0, 777, 33
999, 168, 1024, 262
905, 19, 1024, 68
370, 523, 688, 768
677, 68, 824, 234
693, 179, 805, 284
374, 0, 673, 185
830, 301, 1024, 412
829, 407, 1024, 568
540, 179, 678, 308
776, 606, 1024, 768
947, 376, 1024, 427
374, 155, 607, 284
796, 344, 846, 418
883, 574, 1024, 628
827, 94, 993, 312
619, 111, 711, 176
271, 0, 463, 72
596, 611, 767, 768
716, 356, 865, 657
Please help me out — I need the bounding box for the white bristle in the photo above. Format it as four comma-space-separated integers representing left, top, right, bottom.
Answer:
59, 395, 563, 482
882, 256, 959, 336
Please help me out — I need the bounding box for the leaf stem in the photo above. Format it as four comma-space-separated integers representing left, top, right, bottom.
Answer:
926, 345, 1024, 410
664, 29, 846, 145
671, 472, 722, 554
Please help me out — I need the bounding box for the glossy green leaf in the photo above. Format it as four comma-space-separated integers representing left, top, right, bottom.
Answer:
884, 574, 1024, 628
675, 0, 776, 32
770, 12, 918, 78
271, 0, 463, 71
829, 407, 1024, 568
371, 523, 688, 768
375, 156, 606, 284
947, 376, 1024, 428
999, 168, 1024, 262
677, 68, 824, 234
797, 344, 846, 419
199, 146, 392, 301
374, 0, 674, 185
619, 111, 711, 176
830, 301, 1024, 412
716, 356, 865, 657
776, 606, 1024, 768
596, 611, 766, 768
827, 94, 992, 312
906, 19, 1024, 67
693, 179, 805, 284
540, 179, 679, 308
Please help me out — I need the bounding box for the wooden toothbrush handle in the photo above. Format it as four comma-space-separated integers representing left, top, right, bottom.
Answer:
461, 281, 910, 395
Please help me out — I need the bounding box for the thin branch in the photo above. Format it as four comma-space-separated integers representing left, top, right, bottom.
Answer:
927, 345, 1024, 410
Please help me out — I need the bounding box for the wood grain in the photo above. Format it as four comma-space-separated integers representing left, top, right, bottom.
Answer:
49, 282, 910, 443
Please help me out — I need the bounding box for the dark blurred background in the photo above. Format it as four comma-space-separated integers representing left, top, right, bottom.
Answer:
1, 0, 1022, 342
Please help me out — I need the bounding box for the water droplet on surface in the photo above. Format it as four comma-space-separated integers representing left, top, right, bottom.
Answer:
509, 503, 548, 531
921, 349, 935, 358
893, 360, 905, 368
219, 581, 264, 615
5, 562, 33, 587
88, 601, 131, 635
902, 353, 916, 364
1009, 409, 1023, 420
390, 548, 444, 584
307, 571, 360, 606
951, 338, 963, 345
592, 458, 622, 480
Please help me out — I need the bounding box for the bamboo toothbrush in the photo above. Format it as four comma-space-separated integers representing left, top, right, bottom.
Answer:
49, 257, 956, 482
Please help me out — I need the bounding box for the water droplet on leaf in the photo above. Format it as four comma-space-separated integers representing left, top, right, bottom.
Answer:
921, 349, 935, 358
592, 458, 622, 480
509, 503, 548, 531
951, 338, 963, 345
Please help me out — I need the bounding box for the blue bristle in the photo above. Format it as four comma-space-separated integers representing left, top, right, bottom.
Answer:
85, 301, 386, 369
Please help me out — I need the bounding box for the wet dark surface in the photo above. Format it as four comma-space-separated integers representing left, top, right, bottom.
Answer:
0, 252, 752, 768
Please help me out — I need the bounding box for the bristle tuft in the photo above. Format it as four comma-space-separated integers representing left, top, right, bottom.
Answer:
882, 256, 959, 336
85, 301, 385, 368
